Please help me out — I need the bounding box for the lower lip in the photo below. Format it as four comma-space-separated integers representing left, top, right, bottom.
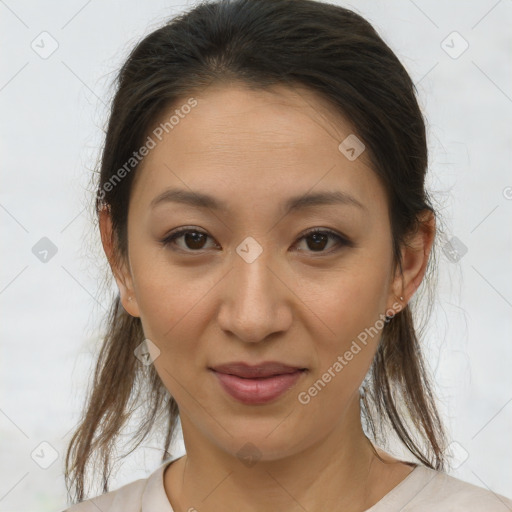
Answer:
211, 370, 305, 405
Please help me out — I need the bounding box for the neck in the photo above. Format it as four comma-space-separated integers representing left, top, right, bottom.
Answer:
164, 397, 411, 512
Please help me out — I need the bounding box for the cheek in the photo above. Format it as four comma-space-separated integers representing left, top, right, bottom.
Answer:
129, 252, 212, 353
133, 263, 213, 401
310, 266, 389, 347
127, 235, 166, 315
299, 259, 391, 403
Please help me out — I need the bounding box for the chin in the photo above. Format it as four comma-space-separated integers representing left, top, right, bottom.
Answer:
206, 415, 313, 464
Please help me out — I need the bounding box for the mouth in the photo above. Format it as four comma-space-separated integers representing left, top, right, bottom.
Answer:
209, 362, 307, 405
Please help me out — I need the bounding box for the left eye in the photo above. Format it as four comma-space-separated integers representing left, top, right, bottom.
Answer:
161, 227, 350, 254
294, 228, 348, 253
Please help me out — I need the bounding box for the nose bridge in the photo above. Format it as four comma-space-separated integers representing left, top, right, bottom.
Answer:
217, 239, 291, 343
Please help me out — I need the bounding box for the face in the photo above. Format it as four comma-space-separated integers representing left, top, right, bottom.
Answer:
102, 82, 429, 462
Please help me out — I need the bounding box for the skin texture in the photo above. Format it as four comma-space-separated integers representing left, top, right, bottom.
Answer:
100, 83, 435, 511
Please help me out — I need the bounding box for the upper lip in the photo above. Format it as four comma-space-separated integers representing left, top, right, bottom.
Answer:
210, 362, 306, 378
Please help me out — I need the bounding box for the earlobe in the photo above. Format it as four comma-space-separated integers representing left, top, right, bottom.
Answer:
98, 205, 140, 318
124, 294, 140, 318
391, 209, 435, 307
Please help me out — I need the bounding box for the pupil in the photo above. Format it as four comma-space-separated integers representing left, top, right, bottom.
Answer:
185, 232, 205, 249
308, 233, 327, 251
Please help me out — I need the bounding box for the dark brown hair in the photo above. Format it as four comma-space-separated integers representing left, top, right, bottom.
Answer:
65, 0, 448, 503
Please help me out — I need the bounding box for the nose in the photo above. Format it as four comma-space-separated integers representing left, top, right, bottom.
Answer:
217, 246, 293, 344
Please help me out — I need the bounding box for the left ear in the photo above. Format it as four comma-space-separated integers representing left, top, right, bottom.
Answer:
388, 209, 436, 310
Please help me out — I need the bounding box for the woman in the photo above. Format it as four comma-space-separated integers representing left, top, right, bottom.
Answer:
62, 0, 512, 510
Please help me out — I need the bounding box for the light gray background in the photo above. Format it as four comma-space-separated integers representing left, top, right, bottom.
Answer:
1, 0, 511, 510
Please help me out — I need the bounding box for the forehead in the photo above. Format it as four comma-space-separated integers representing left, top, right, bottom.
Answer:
130, 82, 386, 216
148, 82, 360, 158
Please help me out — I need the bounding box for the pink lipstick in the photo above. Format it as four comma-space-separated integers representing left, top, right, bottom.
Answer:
209, 362, 306, 405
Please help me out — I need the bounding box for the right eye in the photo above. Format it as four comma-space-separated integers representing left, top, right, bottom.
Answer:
160, 227, 220, 253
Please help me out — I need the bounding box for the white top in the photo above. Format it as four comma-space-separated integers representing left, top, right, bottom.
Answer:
62, 457, 512, 511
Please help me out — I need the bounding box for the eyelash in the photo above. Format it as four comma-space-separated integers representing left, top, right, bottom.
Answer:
160, 226, 353, 255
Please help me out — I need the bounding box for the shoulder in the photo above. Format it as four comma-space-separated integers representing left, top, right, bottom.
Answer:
59, 457, 178, 512
60, 458, 176, 512
61, 475, 148, 512
403, 465, 512, 511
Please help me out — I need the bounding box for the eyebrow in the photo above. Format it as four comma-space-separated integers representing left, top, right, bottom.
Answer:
150, 187, 366, 213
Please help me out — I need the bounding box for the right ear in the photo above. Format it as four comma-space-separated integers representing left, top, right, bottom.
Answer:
98, 206, 140, 318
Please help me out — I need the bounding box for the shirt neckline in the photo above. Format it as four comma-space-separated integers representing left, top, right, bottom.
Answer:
141, 456, 182, 511
141, 456, 436, 512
